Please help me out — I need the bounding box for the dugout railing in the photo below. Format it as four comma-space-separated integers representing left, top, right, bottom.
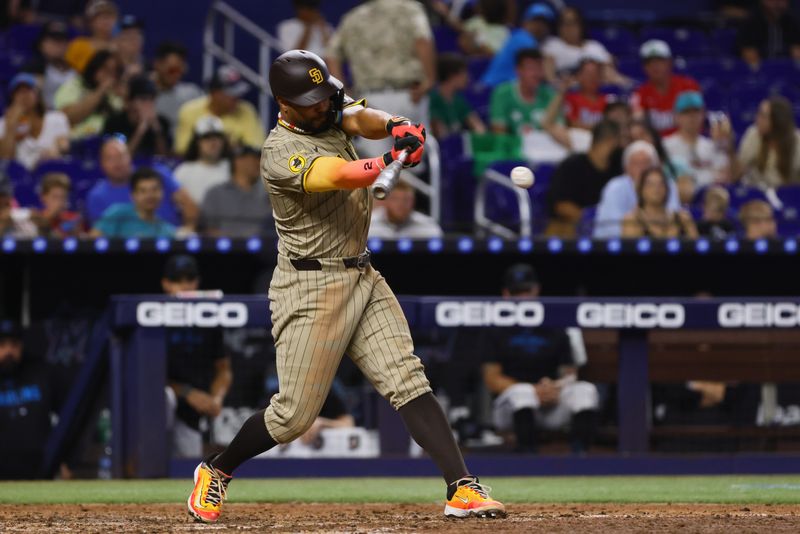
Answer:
97, 295, 800, 478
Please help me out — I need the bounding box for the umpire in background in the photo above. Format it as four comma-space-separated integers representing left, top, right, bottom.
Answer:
163, 255, 232, 458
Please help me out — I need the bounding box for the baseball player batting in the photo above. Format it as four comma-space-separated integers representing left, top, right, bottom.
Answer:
187, 50, 505, 522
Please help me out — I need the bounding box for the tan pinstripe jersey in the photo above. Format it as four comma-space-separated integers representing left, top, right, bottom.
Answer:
261, 123, 372, 259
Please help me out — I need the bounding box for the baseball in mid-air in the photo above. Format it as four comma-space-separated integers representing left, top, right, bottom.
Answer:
510, 166, 535, 189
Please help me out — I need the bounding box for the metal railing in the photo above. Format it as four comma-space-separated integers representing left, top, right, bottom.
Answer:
474, 168, 533, 239
203, 1, 285, 127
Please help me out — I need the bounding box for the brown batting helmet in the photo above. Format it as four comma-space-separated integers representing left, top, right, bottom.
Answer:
269, 49, 343, 106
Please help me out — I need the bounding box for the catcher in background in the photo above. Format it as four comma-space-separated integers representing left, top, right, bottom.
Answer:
187, 50, 505, 523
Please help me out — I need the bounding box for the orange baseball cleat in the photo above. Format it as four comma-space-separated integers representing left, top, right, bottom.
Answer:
187, 457, 232, 523
444, 476, 507, 519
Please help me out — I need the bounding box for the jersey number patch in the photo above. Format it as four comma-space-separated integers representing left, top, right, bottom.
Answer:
288, 153, 306, 173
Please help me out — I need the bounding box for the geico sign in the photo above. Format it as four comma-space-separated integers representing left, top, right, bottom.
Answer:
435, 301, 544, 327
718, 302, 800, 328
136, 302, 248, 327
577, 303, 685, 328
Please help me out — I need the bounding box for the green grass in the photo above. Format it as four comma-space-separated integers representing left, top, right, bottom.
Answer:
2, 476, 800, 505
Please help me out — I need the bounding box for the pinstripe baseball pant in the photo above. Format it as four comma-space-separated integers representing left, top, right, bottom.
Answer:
264, 255, 432, 443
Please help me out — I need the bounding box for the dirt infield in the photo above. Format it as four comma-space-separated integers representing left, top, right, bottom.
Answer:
1, 503, 799, 533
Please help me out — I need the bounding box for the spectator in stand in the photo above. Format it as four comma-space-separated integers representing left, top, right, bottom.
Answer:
21, 21, 76, 110
174, 116, 232, 205
86, 137, 197, 226
545, 120, 622, 237
432, 0, 510, 57
0, 174, 37, 238
630, 116, 696, 204
174, 65, 265, 155
429, 53, 487, 139
326, 0, 435, 156
162, 255, 232, 458
92, 167, 176, 238
0, 74, 70, 169
152, 42, 203, 136
490, 48, 569, 147
481, 2, 556, 87
0, 320, 66, 479
200, 145, 273, 237
277, 0, 333, 58
621, 166, 698, 238
65, 0, 118, 73
738, 0, 800, 67
30, 173, 83, 237
115, 15, 146, 78
631, 40, 701, 136
479, 264, 599, 454
368, 177, 443, 239
603, 101, 633, 148
739, 198, 777, 239
664, 91, 733, 188
696, 185, 736, 239
738, 96, 800, 189
103, 75, 171, 157
542, 7, 629, 87
561, 57, 609, 130
55, 49, 124, 139
594, 140, 681, 239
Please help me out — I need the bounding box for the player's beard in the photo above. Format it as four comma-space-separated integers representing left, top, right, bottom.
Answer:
297, 110, 337, 134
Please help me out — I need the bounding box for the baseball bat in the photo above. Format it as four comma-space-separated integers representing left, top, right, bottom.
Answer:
371, 148, 410, 200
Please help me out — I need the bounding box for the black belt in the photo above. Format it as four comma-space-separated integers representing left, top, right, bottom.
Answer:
290, 251, 371, 271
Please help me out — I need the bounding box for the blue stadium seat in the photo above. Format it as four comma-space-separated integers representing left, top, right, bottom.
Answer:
639, 28, 711, 58
710, 27, 738, 56
463, 84, 491, 121
589, 27, 637, 57
577, 205, 596, 237
777, 185, 800, 211
687, 57, 749, 86
616, 57, 642, 80
433, 25, 460, 54
726, 184, 769, 211
467, 58, 490, 84
5, 24, 42, 55
3, 160, 37, 207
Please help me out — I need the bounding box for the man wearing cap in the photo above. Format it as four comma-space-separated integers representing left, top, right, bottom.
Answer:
174, 65, 266, 155
103, 74, 171, 157
663, 91, 733, 188
65, 0, 118, 73
474, 264, 598, 454
174, 116, 232, 205
481, 3, 556, 87
0, 320, 65, 479
631, 39, 701, 136
86, 136, 197, 226
162, 255, 232, 458
22, 21, 76, 110
326, 0, 435, 157
200, 145, 274, 237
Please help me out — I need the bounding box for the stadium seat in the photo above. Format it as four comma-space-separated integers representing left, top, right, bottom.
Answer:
433, 25, 460, 54
5, 23, 41, 56
726, 184, 769, 211
577, 205, 597, 237
710, 27, 738, 56
589, 27, 637, 57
